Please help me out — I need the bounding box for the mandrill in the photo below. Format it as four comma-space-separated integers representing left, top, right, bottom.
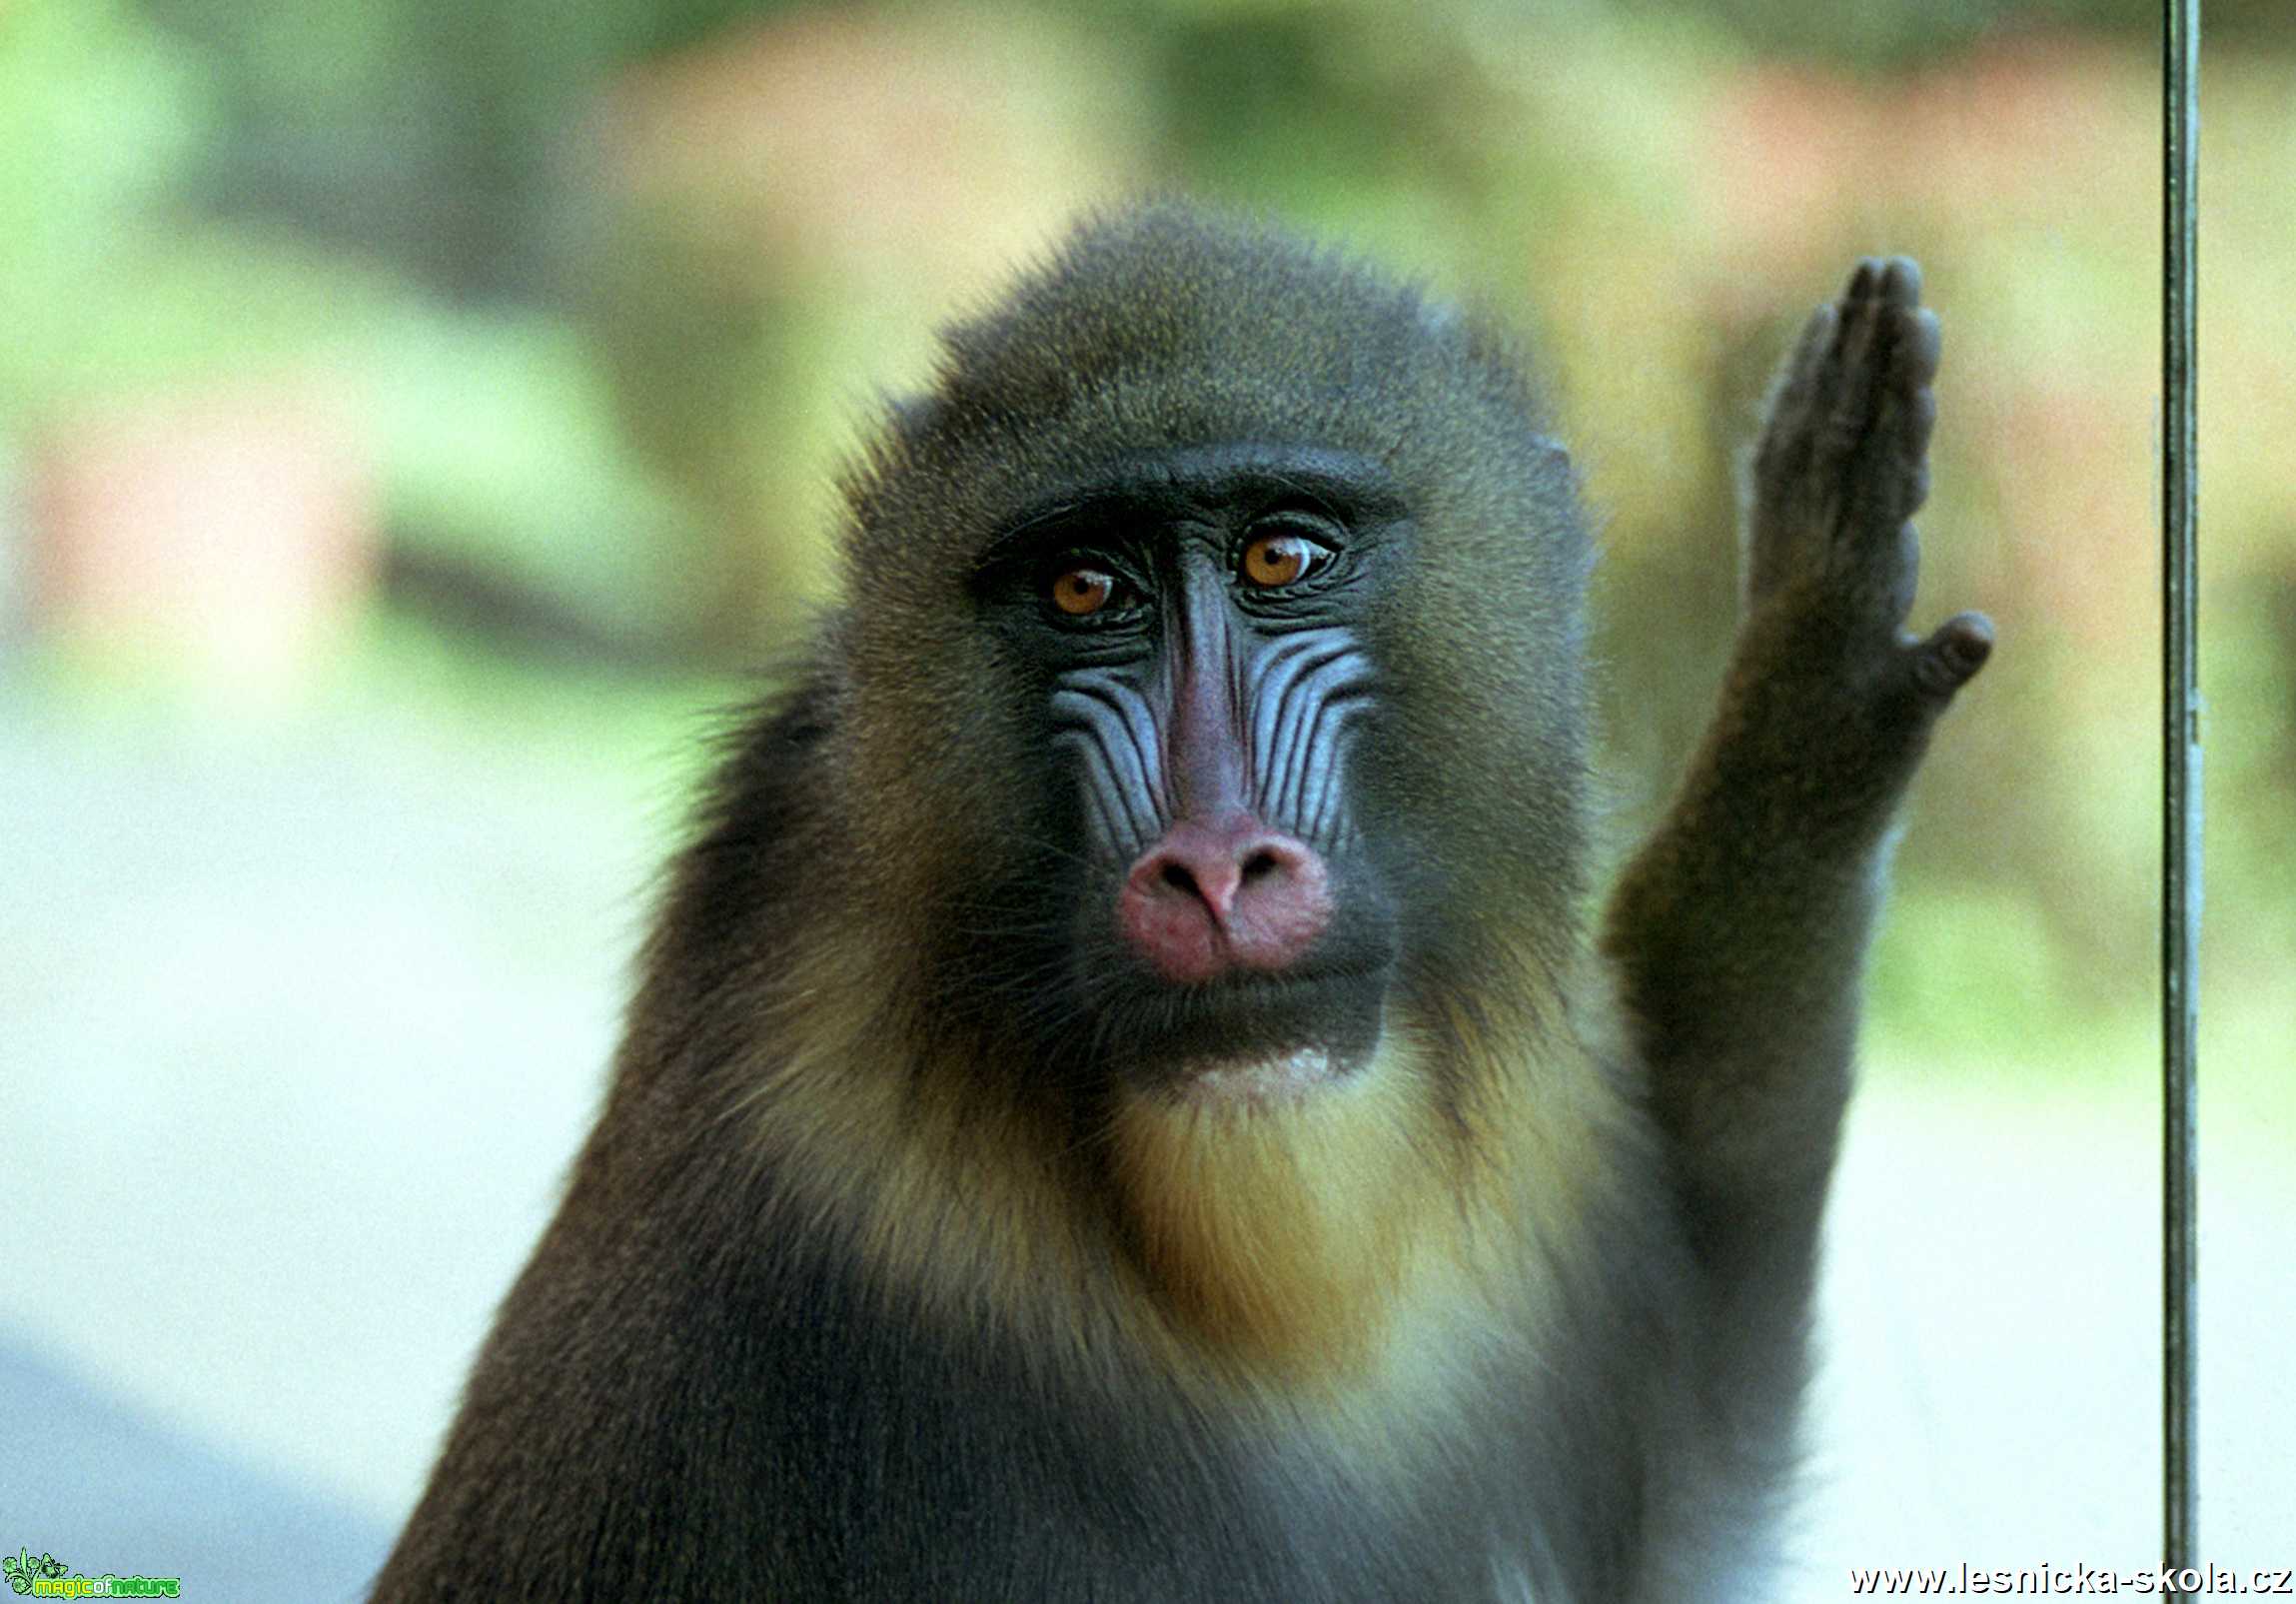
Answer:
374, 205, 1990, 1602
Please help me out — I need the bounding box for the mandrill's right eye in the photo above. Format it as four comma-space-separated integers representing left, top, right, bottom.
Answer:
1049, 566, 1118, 618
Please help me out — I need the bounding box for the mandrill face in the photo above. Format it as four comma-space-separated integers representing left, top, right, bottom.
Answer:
832, 209, 1594, 1131
969, 444, 1411, 1103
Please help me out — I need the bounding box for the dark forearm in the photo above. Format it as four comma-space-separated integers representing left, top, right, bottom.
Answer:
1604, 258, 1990, 1227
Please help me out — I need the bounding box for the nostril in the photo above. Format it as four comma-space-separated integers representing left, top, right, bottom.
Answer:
1160, 860, 1198, 896
1240, 848, 1284, 884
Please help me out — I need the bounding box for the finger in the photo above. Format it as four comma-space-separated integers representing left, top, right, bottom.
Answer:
1908, 611, 1994, 700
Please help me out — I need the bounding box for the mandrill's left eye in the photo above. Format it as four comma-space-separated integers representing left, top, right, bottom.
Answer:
1239, 531, 1328, 590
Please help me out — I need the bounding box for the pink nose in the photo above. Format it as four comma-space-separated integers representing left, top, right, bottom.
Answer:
1116, 817, 1332, 984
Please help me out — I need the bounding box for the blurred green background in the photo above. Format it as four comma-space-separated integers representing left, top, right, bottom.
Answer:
2, 0, 2289, 1593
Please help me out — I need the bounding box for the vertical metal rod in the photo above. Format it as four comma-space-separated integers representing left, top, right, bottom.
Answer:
2161, 0, 2201, 1590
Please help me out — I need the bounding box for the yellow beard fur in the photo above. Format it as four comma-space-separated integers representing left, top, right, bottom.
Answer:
741, 931, 1614, 1411
1105, 1037, 1462, 1380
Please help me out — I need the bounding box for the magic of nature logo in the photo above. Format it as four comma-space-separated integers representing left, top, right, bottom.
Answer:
2, 1549, 181, 1598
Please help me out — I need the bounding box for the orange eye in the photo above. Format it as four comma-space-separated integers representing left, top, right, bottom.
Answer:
1241, 532, 1318, 589
1050, 567, 1116, 617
